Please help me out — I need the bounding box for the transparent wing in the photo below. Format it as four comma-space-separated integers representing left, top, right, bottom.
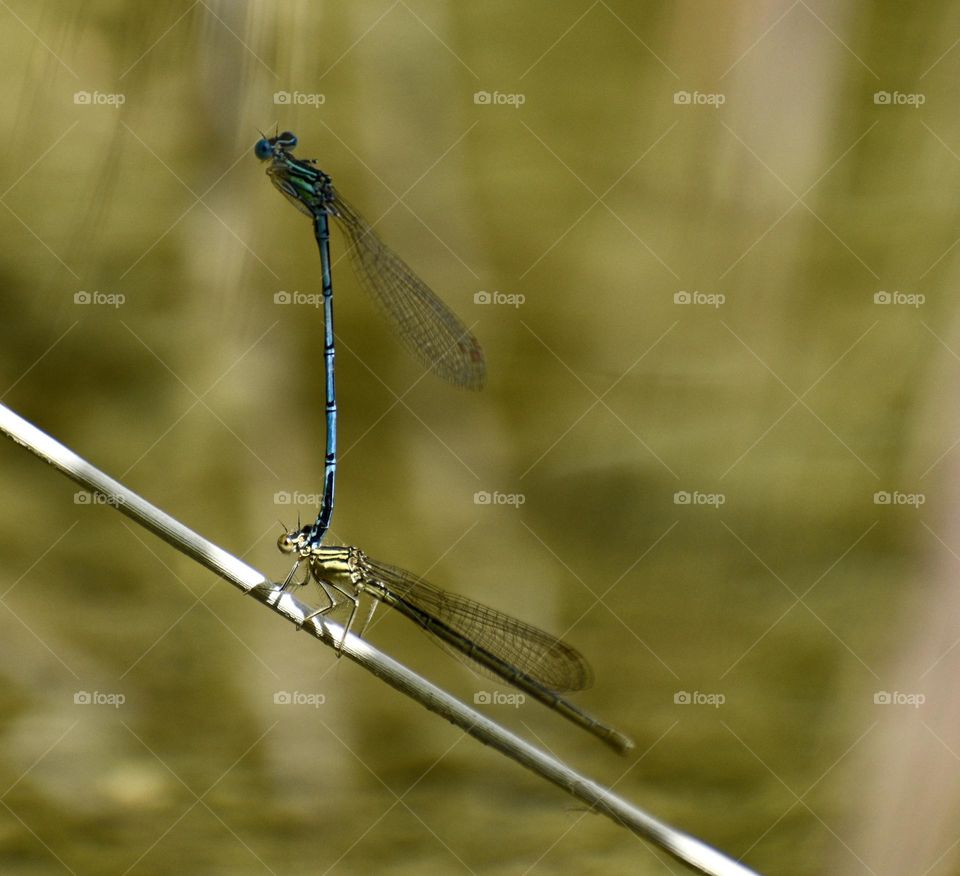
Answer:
365, 558, 592, 693
331, 194, 486, 390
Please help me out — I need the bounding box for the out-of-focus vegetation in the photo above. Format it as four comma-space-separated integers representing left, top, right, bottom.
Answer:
2, 2, 960, 873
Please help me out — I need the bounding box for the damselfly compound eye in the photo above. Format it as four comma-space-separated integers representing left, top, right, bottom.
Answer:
277, 532, 298, 553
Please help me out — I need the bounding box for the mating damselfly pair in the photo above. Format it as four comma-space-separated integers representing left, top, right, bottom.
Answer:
255, 131, 633, 754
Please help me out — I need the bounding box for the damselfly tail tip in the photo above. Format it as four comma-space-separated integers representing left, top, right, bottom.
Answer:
609, 730, 635, 755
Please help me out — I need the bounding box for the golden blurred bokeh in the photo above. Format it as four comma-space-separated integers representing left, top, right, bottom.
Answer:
2, 2, 960, 873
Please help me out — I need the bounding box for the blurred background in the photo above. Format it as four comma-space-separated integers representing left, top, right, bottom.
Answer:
1, 1, 959, 873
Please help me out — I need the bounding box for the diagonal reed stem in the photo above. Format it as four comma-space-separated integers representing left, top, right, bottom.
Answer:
0, 400, 760, 876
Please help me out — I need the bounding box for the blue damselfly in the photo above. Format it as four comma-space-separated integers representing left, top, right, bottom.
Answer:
255, 131, 485, 549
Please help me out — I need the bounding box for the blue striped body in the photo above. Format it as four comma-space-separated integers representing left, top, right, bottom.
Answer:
255, 131, 485, 552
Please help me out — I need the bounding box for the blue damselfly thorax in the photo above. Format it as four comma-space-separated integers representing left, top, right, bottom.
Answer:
255, 131, 337, 218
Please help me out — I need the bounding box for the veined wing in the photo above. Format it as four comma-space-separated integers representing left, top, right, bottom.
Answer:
364, 558, 592, 693
331, 194, 485, 390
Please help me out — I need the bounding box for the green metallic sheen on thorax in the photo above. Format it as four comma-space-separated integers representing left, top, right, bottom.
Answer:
266, 152, 337, 218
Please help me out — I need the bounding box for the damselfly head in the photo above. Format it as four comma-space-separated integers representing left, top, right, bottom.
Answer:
253, 137, 273, 161
278, 517, 314, 555
254, 130, 299, 162
277, 530, 301, 553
